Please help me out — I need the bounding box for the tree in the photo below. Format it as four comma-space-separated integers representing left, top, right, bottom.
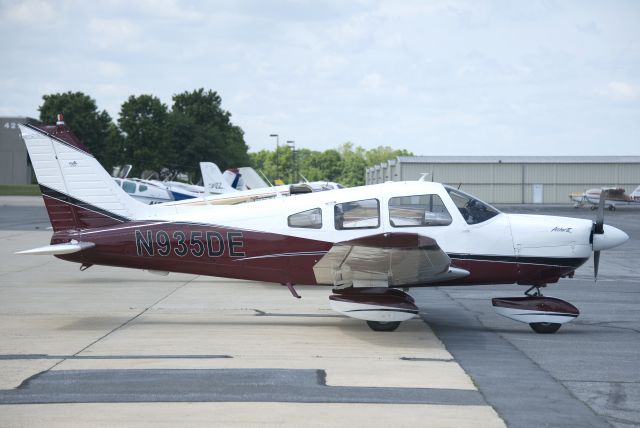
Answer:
39, 91, 121, 169
118, 95, 169, 176
169, 89, 250, 181
251, 142, 413, 187
365, 146, 412, 166
338, 143, 368, 187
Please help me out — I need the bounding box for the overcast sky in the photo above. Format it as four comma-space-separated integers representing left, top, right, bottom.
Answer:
1, 0, 639, 155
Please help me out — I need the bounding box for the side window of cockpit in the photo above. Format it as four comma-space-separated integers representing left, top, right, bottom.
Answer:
288, 208, 322, 229
334, 199, 380, 230
122, 180, 136, 194
389, 194, 452, 227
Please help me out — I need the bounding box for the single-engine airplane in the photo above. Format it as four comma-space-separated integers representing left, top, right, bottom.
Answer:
570, 186, 640, 211
17, 119, 629, 334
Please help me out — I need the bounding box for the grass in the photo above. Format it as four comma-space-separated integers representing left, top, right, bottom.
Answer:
0, 184, 41, 196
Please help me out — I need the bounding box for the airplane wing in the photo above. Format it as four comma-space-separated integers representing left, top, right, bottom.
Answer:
313, 233, 469, 287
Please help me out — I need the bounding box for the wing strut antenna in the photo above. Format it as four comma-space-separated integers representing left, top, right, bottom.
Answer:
257, 169, 273, 187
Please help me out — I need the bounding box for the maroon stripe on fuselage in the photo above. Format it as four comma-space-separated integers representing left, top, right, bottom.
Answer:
55, 221, 333, 284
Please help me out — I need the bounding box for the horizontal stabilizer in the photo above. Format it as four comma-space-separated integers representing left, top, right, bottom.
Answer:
16, 240, 95, 255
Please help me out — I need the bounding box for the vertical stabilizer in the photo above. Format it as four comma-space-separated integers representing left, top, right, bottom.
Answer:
237, 167, 270, 189
200, 162, 237, 193
19, 122, 151, 231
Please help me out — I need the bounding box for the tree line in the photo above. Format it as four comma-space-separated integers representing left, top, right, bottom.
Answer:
38, 90, 411, 186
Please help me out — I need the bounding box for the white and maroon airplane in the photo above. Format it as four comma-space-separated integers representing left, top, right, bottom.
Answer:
17, 120, 629, 334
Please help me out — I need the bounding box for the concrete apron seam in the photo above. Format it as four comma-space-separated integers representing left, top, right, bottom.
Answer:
417, 289, 492, 407
40, 275, 201, 375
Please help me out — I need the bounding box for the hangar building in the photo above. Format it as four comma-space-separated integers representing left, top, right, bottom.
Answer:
365, 156, 640, 204
1, 116, 40, 185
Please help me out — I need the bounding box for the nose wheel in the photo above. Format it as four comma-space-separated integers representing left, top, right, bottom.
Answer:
492, 285, 578, 334
524, 286, 563, 334
529, 322, 562, 334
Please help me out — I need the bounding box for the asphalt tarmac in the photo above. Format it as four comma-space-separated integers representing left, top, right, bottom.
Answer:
0, 197, 638, 427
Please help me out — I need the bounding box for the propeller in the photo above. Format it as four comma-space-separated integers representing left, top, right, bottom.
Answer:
592, 189, 607, 280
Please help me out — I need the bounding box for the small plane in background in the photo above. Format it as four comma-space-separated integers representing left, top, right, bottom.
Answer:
17, 118, 629, 334
570, 186, 640, 210
112, 162, 238, 204
221, 166, 344, 193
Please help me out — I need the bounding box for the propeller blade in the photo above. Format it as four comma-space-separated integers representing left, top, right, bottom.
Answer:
595, 189, 606, 234
594, 250, 600, 280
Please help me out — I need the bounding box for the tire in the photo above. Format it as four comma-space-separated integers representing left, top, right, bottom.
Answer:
366, 321, 401, 332
529, 322, 562, 334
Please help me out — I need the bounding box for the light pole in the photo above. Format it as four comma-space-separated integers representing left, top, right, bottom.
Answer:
287, 140, 296, 183
269, 134, 279, 183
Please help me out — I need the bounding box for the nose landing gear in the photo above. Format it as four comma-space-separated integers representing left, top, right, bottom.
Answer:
492, 285, 580, 334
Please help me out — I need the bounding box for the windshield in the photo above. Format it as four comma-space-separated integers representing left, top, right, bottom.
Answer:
445, 186, 500, 225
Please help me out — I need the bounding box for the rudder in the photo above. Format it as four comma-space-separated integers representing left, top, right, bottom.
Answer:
19, 120, 150, 231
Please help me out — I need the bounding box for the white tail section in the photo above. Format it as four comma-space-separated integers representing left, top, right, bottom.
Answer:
237, 167, 270, 189
19, 124, 151, 221
631, 185, 640, 198
200, 162, 237, 193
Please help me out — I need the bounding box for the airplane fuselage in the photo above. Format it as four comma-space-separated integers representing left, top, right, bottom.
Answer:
49, 181, 604, 287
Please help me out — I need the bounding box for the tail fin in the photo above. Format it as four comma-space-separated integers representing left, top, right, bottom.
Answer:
237, 167, 270, 189
631, 185, 640, 199
19, 121, 150, 231
199, 162, 237, 193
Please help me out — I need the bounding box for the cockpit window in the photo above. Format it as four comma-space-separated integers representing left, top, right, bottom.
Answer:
445, 187, 500, 225
334, 199, 380, 230
122, 180, 136, 194
389, 194, 452, 227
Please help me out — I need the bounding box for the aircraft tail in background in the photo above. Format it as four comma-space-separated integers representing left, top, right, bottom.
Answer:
200, 162, 237, 194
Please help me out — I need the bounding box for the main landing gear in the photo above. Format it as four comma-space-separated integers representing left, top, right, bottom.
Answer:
492, 285, 580, 334
366, 321, 402, 332
329, 287, 418, 332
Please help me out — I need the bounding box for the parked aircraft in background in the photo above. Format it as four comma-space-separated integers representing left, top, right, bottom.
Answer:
113, 162, 237, 204
220, 166, 344, 193
570, 186, 640, 210
113, 177, 174, 204
222, 167, 270, 190
17, 119, 629, 334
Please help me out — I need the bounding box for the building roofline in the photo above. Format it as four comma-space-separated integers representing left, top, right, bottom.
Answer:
395, 156, 640, 164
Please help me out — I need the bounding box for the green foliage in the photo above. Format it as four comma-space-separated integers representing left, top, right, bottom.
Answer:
39, 92, 116, 167
169, 89, 250, 180
38, 89, 251, 182
38, 90, 409, 187
118, 94, 169, 176
251, 142, 413, 187
0, 184, 41, 196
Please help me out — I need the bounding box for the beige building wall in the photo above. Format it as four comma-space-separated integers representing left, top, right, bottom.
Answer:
365, 157, 640, 204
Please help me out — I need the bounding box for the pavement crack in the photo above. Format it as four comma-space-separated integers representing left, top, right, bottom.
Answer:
576, 321, 640, 334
